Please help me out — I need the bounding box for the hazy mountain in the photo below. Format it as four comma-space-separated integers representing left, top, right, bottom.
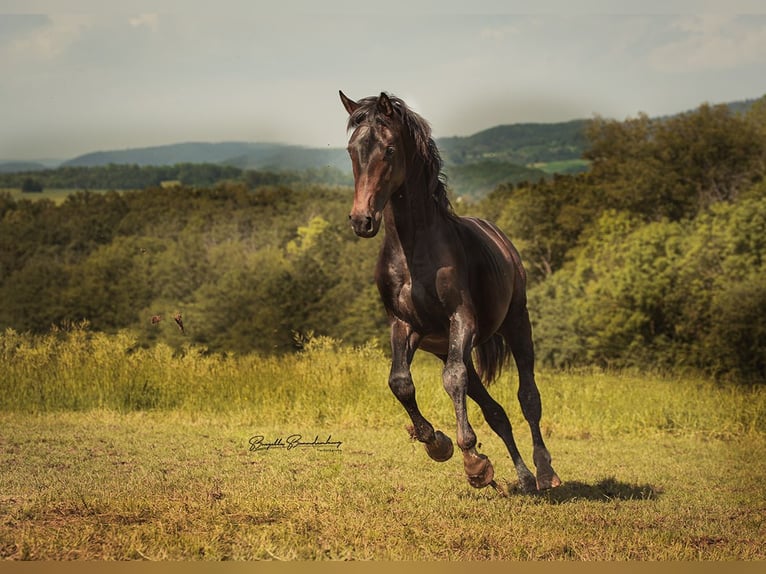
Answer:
61, 142, 288, 168
0, 161, 50, 173
6, 97, 757, 197
58, 120, 587, 174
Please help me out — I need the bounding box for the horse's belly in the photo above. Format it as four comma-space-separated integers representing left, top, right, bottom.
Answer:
391, 281, 446, 334
419, 335, 449, 355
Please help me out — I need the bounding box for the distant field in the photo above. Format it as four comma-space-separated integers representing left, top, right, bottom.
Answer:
1, 188, 119, 205
1, 329, 764, 560
531, 159, 590, 174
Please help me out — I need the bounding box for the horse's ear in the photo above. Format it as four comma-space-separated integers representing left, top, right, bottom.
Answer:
377, 92, 394, 117
339, 91, 358, 115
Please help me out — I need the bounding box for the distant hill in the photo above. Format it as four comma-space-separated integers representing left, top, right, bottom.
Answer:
55, 122, 582, 200
60, 121, 588, 173
0, 120, 633, 200
62, 142, 288, 168
0, 161, 49, 173
438, 120, 588, 166
6, 96, 758, 199
445, 160, 548, 200
63, 141, 354, 174
17, 96, 762, 169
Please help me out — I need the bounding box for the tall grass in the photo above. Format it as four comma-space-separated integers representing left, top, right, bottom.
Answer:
0, 326, 391, 425
1, 325, 764, 440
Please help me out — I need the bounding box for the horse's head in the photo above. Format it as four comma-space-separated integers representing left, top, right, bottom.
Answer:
340, 91, 407, 238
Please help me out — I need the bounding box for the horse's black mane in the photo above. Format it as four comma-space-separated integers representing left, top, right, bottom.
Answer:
347, 94, 454, 216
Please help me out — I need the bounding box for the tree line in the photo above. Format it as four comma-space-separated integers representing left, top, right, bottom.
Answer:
0, 183, 383, 355
0, 163, 352, 191
1, 98, 764, 382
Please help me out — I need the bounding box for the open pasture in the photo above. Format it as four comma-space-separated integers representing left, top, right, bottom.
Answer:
0, 330, 764, 560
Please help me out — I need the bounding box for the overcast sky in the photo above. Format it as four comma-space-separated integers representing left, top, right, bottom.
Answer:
2, 0, 766, 161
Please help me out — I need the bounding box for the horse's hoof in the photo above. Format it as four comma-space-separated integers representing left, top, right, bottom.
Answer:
536, 471, 562, 490
424, 430, 453, 462
465, 453, 495, 489
533, 447, 561, 490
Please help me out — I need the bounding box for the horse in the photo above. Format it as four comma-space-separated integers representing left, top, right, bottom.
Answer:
339, 91, 561, 493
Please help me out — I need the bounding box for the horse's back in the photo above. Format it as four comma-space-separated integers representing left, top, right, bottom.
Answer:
459, 216, 525, 284
456, 216, 526, 339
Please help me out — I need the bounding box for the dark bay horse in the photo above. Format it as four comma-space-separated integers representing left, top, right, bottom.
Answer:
340, 91, 560, 493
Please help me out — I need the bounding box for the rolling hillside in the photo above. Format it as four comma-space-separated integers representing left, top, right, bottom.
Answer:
62, 142, 288, 168
56, 120, 589, 173
445, 160, 548, 200
5, 98, 757, 199
46, 122, 576, 198
439, 120, 588, 166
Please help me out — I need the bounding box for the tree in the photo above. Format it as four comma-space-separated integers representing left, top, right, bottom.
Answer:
528, 184, 766, 381
21, 177, 43, 193
533, 211, 684, 369
493, 175, 602, 282
585, 104, 764, 220
672, 187, 766, 380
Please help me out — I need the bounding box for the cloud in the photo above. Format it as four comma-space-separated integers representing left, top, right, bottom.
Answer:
649, 14, 766, 72
479, 24, 522, 42
129, 13, 159, 32
6, 14, 93, 61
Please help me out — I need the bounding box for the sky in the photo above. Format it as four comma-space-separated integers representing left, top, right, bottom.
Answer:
2, 0, 766, 161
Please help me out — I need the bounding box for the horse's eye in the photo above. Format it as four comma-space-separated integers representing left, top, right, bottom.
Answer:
385, 146, 395, 159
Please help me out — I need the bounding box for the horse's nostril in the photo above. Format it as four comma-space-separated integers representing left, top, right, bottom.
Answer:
349, 213, 376, 237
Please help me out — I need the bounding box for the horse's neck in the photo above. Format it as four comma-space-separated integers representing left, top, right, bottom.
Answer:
383, 172, 444, 258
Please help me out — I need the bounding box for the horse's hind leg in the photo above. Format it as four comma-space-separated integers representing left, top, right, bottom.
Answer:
465, 360, 537, 493
505, 300, 561, 490
389, 318, 453, 462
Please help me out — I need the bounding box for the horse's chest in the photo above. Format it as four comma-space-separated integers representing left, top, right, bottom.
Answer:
378, 263, 446, 332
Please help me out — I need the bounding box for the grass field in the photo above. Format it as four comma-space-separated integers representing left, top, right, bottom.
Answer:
1, 328, 765, 560
530, 159, 590, 175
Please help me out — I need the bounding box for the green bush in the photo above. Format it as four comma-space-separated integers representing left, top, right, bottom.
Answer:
529, 189, 766, 382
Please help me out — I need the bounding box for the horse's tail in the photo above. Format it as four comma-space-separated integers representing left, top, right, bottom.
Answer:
474, 333, 513, 385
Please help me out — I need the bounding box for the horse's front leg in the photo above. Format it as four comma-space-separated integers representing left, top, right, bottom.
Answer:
442, 309, 495, 489
389, 318, 454, 462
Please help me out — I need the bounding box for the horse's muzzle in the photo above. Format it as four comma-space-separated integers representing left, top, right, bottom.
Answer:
349, 212, 380, 238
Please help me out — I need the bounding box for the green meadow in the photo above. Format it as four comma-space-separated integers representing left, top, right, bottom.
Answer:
1, 327, 764, 560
